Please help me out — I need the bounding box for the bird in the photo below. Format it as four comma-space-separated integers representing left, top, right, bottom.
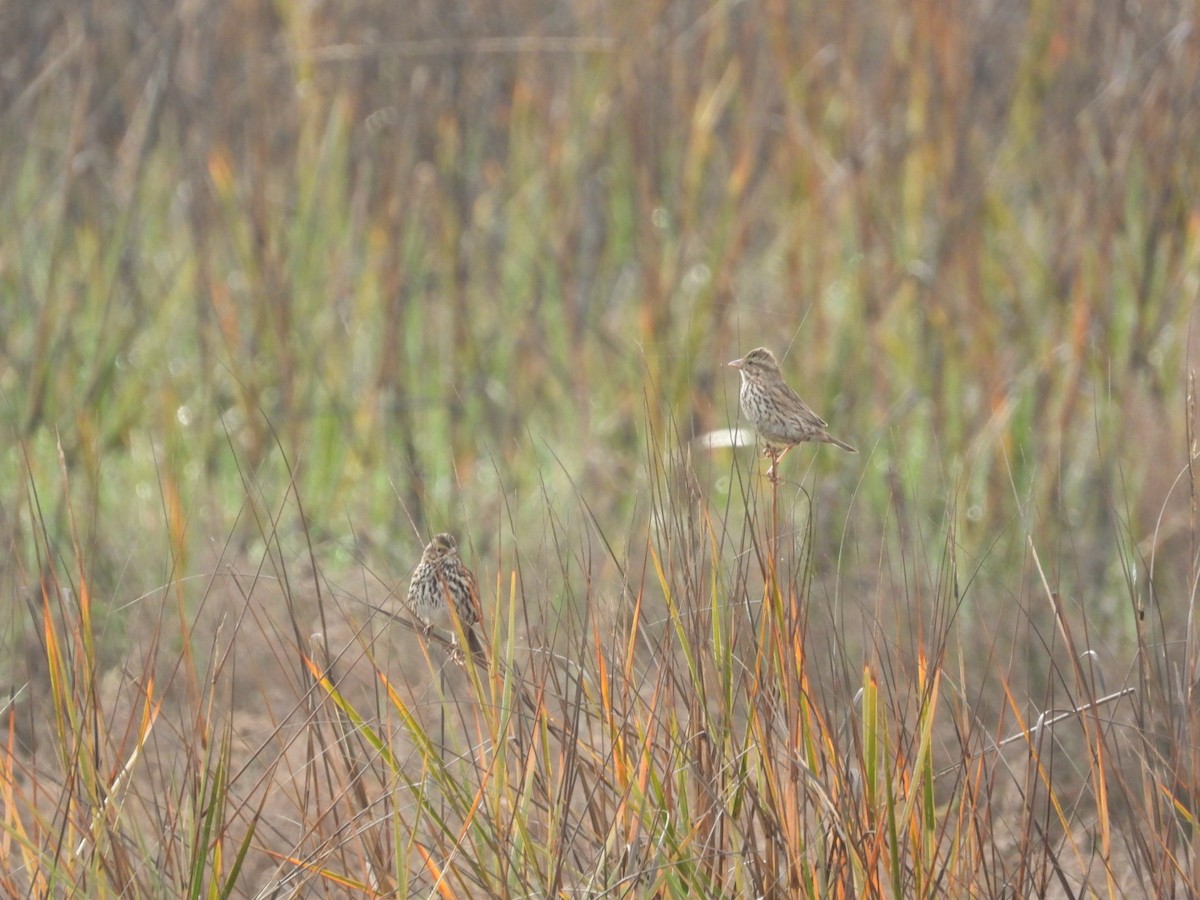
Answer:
728, 347, 856, 480
405, 533, 484, 657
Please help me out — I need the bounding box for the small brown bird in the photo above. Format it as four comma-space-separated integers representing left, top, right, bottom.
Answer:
405, 533, 484, 656
728, 347, 856, 479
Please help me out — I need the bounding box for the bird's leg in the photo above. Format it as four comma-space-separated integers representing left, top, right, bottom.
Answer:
766, 447, 781, 482
766, 445, 792, 482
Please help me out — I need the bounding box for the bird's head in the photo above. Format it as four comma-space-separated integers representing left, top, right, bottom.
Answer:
427, 533, 459, 559
728, 347, 781, 380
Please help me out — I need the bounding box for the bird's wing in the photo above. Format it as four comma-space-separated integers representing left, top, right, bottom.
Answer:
459, 563, 483, 618
781, 382, 829, 428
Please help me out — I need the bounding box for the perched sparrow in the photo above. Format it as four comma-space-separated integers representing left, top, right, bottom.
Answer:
405, 533, 484, 656
728, 347, 856, 479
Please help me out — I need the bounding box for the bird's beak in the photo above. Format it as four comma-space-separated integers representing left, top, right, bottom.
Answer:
727, 358, 743, 369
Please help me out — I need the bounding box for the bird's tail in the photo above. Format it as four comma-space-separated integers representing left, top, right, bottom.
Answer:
827, 434, 858, 453
466, 627, 488, 663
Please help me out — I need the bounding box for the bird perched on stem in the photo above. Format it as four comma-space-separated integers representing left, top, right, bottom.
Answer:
728, 347, 856, 480
405, 533, 484, 658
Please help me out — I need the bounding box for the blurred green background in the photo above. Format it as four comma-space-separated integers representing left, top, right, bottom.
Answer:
2, 0, 1197, 666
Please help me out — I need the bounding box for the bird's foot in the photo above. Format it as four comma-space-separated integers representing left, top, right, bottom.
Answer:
765, 455, 778, 482
767, 446, 792, 481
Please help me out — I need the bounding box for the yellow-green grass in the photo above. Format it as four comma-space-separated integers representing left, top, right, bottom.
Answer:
2, 0, 1199, 894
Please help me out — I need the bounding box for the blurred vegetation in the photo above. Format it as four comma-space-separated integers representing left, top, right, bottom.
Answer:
1, 0, 1199, 894
3, 0, 1197, 569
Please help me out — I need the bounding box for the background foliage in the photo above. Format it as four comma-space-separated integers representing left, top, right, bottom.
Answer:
1, 0, 1198, 895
